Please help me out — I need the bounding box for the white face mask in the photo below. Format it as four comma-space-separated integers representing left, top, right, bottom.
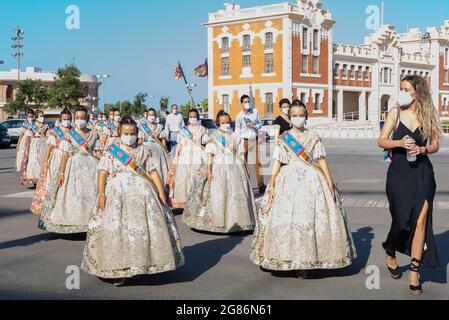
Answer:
172, 109, 178, 114
61, 120, 71, 128
397, 90, 415, 108
121, 135, 137, 146
75, 119, 87, 129
37, 116, 45, 123
27, 118, 34, 123
282, 107, 290, 115
243, 103, 251, 110
189, 118, 199, 125
291, 116, 306, 128
220, 123, 231, 132
114, 116, 121, 122
102, 117, 107, 121
147, 116, 156, 123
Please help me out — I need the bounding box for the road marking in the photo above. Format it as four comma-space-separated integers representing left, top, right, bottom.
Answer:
0, 191, 35, 199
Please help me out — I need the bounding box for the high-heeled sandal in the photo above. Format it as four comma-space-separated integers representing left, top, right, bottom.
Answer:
386, 252, 400, 279
409, 258, 423, 295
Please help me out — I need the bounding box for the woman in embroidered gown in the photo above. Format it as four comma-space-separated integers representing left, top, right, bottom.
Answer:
166, 109, 209, 209
183, 110, 257, 234
82, 117, 184, 287
41, 106, 102, 234
25, 110, 49, 182
102, 108, 121, 149
250, 103, 356, 277
34, 109, 73, 217
16, 109, 35, 174
138, 108, 169, 183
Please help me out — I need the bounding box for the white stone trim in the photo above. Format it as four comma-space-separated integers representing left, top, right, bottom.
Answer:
216, 89, 235, 105
311, 89, 325, 103
293, 83, 328, 89
219, 75, 232, 80
259, 88, 278, 103
262, 72, 277, 77
237, 30, 256, 47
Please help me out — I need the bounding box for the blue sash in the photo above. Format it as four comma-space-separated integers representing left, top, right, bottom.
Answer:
68, 130, 87, 147
107, 121, 117, 132
141, 123, 157, 143
214, 132, 230, 148
107, 144, 155, 187
30, 123, 39, 133
180, 126, 193, 139
107, 144, 132, 166
280, 132, 310, 162
53, 127, 66, 140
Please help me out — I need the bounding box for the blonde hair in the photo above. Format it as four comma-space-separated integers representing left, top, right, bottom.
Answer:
402, 75, 443, 141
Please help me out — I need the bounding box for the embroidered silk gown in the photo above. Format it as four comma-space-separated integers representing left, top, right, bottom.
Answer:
166, 125, 209, 209
250, 129, 357, 270
41, 129, 101, 234
26, 123, 49, 181
183, 130, 257, 234
138, 122, 169, 183
81, 144, 184, 279
16, 123, 30, 172
36, 128, 71, 219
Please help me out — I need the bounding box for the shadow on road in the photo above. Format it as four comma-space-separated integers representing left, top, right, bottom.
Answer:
421, 230, 449, 285
0, 232, 87, 250
123, 236, 245, 286
270, 227, 375, 280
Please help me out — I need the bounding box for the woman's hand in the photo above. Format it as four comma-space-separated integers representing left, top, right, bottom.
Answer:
399, 136, 416, 150
409, 146, 426, 157
328, 180, 336, 200
207, 171, 214, 183
268, 187, 276, 206
98, 194, 106, 210
159, 192, 167, 206
56, 173, 65, 186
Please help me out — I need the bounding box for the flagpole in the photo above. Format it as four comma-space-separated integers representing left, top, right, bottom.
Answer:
178, 61, 196, 108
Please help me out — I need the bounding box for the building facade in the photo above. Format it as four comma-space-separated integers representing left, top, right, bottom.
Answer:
0, 67, 99, 121
205, 0, 449, 124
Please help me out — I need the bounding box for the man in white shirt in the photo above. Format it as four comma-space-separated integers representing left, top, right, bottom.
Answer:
164, 104, 185, 159
235, 94, 266, 194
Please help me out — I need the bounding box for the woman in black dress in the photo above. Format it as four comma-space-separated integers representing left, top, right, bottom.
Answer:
378, 75, 443, 295
274, 98, 292, 136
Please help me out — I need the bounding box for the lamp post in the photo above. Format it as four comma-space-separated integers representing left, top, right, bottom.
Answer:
12, 26, 24, 82
96, 74, 110, 112
186, 83, 197, 107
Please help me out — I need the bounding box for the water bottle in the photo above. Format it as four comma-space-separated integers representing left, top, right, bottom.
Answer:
405, 135, 417, 162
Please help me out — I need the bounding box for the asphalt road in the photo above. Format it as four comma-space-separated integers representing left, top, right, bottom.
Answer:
0, 139, 448, 300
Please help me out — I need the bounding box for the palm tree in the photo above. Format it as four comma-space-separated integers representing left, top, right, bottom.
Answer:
159, 96, 169, 113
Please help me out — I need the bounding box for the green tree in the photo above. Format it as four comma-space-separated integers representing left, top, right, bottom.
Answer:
3, 79, 48, 115
159, 96, 169, 113
200, 98, 208, 113
3, 93, 26, 115
180, 101, 195, 118
133, 92, 148, 116
47, 64, 85, 110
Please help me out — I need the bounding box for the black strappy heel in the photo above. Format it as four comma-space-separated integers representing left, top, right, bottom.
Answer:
409, 258, 423, 295
386, 252, 400, 279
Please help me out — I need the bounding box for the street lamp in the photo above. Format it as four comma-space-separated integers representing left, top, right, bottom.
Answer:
11, 26, 24, 81
186, 83, 197, 107
96, 74, 110, 112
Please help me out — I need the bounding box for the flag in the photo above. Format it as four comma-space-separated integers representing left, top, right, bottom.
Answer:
174, 63, 183, 80
194, 59, 208, 78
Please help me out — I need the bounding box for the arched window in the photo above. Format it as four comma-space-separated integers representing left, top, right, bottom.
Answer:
265, 32, 273, 50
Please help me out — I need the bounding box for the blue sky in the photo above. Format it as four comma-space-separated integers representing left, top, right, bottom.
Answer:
0, 0, 446, 108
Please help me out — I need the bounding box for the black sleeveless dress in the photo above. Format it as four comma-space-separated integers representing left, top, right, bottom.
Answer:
383, 121, 440, 268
